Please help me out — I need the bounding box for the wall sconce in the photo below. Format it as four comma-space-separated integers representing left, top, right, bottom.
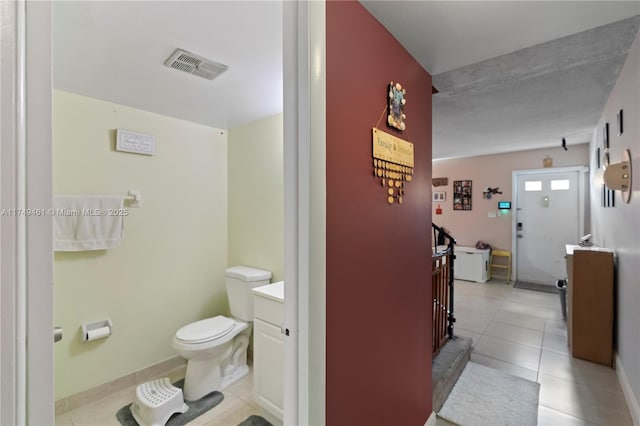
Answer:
603, 149, 632, 203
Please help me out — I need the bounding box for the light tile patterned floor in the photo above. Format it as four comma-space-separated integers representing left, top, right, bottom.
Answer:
448, 278, 633, 426
55, 366, 282, 426
56, 279, 633, 426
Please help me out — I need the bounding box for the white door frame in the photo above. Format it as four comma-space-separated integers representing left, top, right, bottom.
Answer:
283, 1, 326, 424
511, 166, 589, 283
3, 1, 323, 424
0, 1, 54, 424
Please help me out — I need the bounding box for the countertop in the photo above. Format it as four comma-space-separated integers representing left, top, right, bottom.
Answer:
252, 281, 284, 303
565, 244, 615, 255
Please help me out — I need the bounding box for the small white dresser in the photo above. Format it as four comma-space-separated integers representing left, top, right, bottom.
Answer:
453, 246, 490, 283
252, 281, 284, 421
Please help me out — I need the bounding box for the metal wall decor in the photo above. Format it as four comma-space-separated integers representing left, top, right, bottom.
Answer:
433, 177, 448, 187
387, 81, 407, 131
453, 180, 472, 210
372, 128, 414, 205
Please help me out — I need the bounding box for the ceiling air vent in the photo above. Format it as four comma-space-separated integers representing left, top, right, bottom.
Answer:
164, 48, 229, 81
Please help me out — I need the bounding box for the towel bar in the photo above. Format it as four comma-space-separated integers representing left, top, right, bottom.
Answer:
125, 190, 142, 207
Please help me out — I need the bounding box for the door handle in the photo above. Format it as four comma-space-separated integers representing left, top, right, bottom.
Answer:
54, 326, 63, 343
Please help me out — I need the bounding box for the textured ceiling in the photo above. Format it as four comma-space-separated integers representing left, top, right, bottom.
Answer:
433, 16, 640, 159
363, 1, 640, 159
54, 2, 640, 160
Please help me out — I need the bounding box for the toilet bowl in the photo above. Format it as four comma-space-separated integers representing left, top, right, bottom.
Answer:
172, 266, 271, 401
172, 316, 250, 401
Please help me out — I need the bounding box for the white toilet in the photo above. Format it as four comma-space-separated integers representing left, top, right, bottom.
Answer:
172, 266, 271, 401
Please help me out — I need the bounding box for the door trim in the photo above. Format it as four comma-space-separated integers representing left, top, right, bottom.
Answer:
1, 1, 23, 423
511, 166, 589, 283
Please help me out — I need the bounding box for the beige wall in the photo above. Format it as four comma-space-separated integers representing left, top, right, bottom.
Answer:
589, 29, 640, 421
228, 113, 284, 281
53, 91, 228, 399
432, 145, 589, 251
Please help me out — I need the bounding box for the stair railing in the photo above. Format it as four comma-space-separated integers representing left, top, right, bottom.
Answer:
432, 224, 457, 355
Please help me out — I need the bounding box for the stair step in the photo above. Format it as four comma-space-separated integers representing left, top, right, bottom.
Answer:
432, 336, 472, 413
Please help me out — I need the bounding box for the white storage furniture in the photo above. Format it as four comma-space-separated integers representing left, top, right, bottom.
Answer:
454, 246, 490, 283
252, 281, 285, 421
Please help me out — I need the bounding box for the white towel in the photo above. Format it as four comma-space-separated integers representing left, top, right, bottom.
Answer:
53, 196, 125, 251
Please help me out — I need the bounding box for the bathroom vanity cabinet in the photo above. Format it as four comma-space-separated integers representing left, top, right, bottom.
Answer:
454, 246, 490, 283
252, 282, 284, 421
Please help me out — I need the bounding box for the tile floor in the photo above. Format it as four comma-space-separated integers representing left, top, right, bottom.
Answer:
55, 365, 282, 426
56, 279, 633, 426
451, 278, 633, 426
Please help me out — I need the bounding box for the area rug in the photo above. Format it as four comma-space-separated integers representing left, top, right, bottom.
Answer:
238, 414, 273, 426
116, 379, 224, 426
514, 281, 559, 294
439, 362, 540, 426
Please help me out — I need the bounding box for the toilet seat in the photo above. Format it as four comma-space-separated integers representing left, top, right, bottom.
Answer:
175, 315, 235, 344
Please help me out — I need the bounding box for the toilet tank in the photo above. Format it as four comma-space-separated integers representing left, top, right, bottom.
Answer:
225, 266, 272, 321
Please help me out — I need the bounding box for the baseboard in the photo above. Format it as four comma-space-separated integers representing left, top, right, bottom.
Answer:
424, 411, 437, 426
616, 353, 640, 426
55, 355, 186, 415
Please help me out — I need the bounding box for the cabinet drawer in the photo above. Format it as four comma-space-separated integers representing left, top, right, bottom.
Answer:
253, 295, 284, 326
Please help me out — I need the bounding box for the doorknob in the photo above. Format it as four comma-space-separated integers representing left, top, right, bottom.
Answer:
54, 326, 63, 343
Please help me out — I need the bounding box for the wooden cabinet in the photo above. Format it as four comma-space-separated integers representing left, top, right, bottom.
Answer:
252, 282, 284, 421
565, 245, 615, 366
454, 246, 490, 283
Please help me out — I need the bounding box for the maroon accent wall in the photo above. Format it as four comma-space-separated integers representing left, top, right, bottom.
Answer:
326, 2, 433, 425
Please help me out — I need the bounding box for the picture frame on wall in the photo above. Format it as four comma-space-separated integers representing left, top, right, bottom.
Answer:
603, 122, 610, 149
433, 191, 446, 202
617, 109, 624, 136
453, 180, 472, 210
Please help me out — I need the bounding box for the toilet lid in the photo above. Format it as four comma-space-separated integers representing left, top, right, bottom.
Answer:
175, 315, 235, 343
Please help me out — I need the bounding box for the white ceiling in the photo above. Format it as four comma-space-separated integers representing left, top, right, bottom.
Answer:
54, 1, 640, 159
53, 1, 283, 130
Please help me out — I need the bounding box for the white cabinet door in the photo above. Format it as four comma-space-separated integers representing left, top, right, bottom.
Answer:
253, 318, 284, 420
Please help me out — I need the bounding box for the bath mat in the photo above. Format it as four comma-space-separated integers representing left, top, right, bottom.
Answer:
514, 281, 558, 294
439, 362, 540, 426
115, 379, 224, 426
238, 414, 274, 426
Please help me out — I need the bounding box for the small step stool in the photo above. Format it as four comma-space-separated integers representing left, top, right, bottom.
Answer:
130, 378, 188, 426
490, 250, 512, 283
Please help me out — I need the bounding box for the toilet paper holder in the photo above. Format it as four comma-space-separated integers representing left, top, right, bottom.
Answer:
81, 319, 112, 343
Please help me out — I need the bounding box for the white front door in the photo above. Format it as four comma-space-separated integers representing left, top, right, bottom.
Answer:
514, 168, 584, 287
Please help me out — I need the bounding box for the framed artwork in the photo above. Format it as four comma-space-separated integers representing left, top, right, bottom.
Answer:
617, 109, 624, 135
433, 191, 446, 202
603, 122, 610, 150
453, 180, 472, 211
387, 81, 406, 131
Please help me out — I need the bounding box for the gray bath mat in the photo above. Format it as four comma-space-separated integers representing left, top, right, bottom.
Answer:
115, 379, 223, 426
514, 281, 558, 294
439, 362, 540, 426
238, 415, 273, 426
